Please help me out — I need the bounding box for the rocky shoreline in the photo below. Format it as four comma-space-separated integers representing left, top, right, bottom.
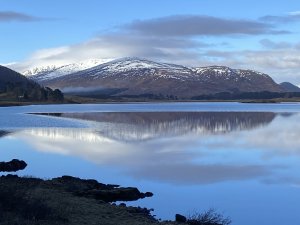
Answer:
0, 159, 231, 225
0, 159, 27, 172
0, 174, 160, 225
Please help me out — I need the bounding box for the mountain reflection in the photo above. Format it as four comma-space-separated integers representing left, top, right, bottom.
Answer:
38, 112, 276, 141
0, 131, 10, 138
7, 112, 300, 185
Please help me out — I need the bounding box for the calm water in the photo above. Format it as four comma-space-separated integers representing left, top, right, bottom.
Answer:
1, 102, 300, 225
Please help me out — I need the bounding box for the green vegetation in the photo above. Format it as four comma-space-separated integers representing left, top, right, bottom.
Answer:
64, 90, 300, 103
0, 65, 64, 105
0, 83, 64, 102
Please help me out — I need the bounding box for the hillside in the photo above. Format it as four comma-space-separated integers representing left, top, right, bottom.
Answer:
279, 82, 300, 92
24, 58, 284, 99
0, 65, 63, 102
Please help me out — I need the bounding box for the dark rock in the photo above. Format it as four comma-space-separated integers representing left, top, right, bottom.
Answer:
79, 187, 151, 202
0, 159, 27, 172
119, 203, 126, 207
49, 176, 153, 202
144, 192, 154, 197
126, 206, 156, 221
3, 174, 19, 178
175, 214, 187, 223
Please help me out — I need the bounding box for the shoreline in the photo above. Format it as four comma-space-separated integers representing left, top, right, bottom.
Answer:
0, 174, 231, 225
0, 160, 231, 225
1, 97, 300, 108
0, 174, 161, 225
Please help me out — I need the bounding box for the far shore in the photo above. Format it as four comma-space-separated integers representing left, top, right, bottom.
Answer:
1, 96, 300, 107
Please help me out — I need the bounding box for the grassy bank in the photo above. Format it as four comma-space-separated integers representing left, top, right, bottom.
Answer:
0, 174, 231, 225
0, 175, 161, 225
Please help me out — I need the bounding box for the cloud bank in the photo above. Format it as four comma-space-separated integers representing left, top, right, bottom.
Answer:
8, 13, 300, 84
124, 15, 286, 36
0, 11, 41, 22
260, 12, 300, 23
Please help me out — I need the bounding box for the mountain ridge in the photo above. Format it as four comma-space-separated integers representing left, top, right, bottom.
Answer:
24, 59, 113, 81
22, 57, 285, 99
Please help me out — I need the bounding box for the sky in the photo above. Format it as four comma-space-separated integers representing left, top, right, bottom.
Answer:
1, 0, 300, 84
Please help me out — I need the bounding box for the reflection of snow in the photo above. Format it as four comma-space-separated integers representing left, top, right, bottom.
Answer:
53, 112, 276, 142
14, 127, 277, 185
6, 112, 300, 186
24, 128, 113, 143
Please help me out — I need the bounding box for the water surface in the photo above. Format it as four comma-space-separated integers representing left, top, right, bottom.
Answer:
1, 102, 300, 225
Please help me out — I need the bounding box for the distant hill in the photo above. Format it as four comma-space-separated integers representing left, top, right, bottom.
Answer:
0, 65, 33, 87
23, 58, 284, 99
279, 82, 300, 92
0, 65, 63, 102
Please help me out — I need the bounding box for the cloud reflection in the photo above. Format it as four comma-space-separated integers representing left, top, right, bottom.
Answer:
12, 127, 282, 185
0, 131, 10, 138
36, 112, 276, 141
7, 111, 300, 185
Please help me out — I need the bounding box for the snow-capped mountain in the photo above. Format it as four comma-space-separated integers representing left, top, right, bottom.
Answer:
68, 57, 193, 81
25, 57, 284, 98
193, 66, 270, 81
23, 65, 59, 77
23, 58, 113, 81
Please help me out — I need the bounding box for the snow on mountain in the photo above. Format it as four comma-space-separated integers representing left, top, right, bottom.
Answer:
193, 66, 235, 75
26, 57, 272, 83
74, 57, 193, 81
193, 66, 237, 81
101, 57, 191, 73
23, 58, 113, 81
25, 57, 283, 97
24, 65, 58, 77
191, 66, 275, 85
235, 69, 270, 78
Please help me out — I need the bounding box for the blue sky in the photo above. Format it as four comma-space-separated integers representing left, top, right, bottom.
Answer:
1, 0, 300, 84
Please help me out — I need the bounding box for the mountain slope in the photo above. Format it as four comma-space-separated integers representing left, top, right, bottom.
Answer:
24, 59, 113, 81
26, 58, 283, 99
0, 65, 63, 102
0, 65, 33, 87
279, 82, 300, 92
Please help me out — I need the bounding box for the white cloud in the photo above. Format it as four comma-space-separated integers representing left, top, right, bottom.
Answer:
1, 62, 18, 67
288, 11, 300, 16
7, 15, 300, 84
11, 34, 203, 72
9, 36, 300, 84
200, 45, 300, 84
